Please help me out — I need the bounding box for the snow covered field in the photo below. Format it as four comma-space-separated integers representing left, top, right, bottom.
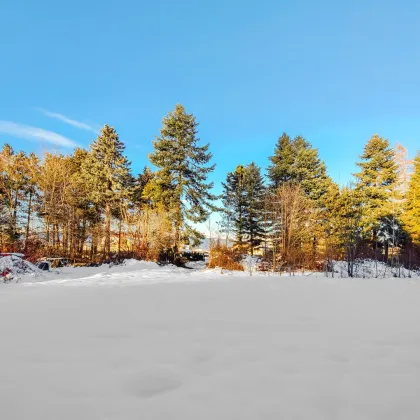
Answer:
2, 262, 420, 419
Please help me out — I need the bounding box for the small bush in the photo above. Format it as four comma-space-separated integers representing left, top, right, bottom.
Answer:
208, 245, 244, 271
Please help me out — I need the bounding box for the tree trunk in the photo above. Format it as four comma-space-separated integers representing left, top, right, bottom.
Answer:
63, 223, 67, 255
46, 219, 50, 251
174, 200, 182, 254
90, 234, 94, 261
104, 202, 111, 259
69, 210, 75, 259
52, 223, 56, 248
118, 218, 122, 255
12, 191, 18, 249
24, 190, 32, 253
79, 219, 86, 256
55, 224, 60, 248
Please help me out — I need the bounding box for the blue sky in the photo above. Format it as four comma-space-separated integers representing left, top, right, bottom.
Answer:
1, 0, 420, 194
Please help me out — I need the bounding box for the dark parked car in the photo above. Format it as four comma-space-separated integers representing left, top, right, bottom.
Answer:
37, 261, 50, 271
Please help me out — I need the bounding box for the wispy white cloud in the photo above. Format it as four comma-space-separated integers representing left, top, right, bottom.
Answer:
36, 108, 98, 133
0, 121, 78, 148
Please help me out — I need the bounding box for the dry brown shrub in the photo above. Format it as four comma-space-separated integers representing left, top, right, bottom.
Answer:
208, 245, 244, 271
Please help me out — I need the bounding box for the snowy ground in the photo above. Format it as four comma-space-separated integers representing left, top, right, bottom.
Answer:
2, 262, 420, 419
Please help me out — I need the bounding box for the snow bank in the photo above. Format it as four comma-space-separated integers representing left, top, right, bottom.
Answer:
4, 255, 419, 286
331, 259, 420, 278
0, 255, 41, 281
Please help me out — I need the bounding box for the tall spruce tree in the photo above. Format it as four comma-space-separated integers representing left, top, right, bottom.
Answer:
403, 152, 420, 246
149, 104, 216, 248
243, 163, 266, 255
222, 163, 265, 254
336, 186, 364, 276
268, 133, 330, 201
267, 133, 295, 185
222, 166, 247, 246
354, 134, 398, 239
81, 125, 132, 258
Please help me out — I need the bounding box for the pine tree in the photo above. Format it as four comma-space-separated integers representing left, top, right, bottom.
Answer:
134, 166, 155, 207
149, 104, 216, 248
222, 166, 247, 246
267, 133, 295, 185
336, 186, 364, 276
222, 163, 265, 254
320, 180, 342, 259
138, 166, 155, 195
243, 163, 266, 255
354, 134, 398, 239
81, 125, 132, 258
219, 173, 237, 247
403, 152, 420, 246
268, 133, 330, 201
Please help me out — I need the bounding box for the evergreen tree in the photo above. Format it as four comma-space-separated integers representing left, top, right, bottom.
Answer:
218, 173, 237, 247
267, 133, 295, 185
149, 104, 216, 248
138, 166, 155, 194
403, 152, 420, 246
243, 163, 266, 255
336, 186, 364, 276
81, 125, 132, 258
222, 163, 265, 254
317, 182, 367, 275
132, 166, 155, 207
354, 134, 398, 238
268, 133, 330, 201
222, 166, 247, 246
320, 180, 342, 257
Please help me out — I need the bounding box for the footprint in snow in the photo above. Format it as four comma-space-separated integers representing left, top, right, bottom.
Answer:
124, 367, 183, 398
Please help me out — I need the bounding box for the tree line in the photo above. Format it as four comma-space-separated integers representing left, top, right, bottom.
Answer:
1, 104, 420, 273
0, 105, 215, 263
221, 133, 420, 274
